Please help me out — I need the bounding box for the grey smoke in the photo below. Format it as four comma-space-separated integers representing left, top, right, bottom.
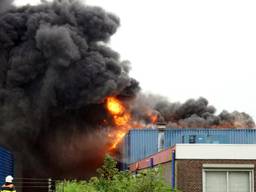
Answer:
0, 0, 139, 177
131, 94, 255, 128
0, 0, 13, 13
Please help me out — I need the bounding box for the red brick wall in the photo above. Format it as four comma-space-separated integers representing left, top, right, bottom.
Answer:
176, 160, 256, 192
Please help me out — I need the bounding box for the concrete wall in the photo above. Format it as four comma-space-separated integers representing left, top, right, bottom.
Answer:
137, 162, 173, 187
176, 160, 256, 192
160, 162, 172, 186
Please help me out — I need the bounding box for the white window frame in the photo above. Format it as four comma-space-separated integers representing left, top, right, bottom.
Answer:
202, 164, 254, 192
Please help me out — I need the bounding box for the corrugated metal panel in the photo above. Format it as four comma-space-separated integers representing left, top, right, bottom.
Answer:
123, 129, 158, 164
164, 128, 256, 147
123, 128, 256, 165
0, 146, 14, 184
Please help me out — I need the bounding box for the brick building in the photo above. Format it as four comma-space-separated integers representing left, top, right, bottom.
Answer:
129, 144, 256, 192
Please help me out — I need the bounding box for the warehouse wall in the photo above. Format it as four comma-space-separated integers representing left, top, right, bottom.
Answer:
136, 163, 173, 187
123, 129, 158, 164
176, 160, 256, 192
123, 129, 256, 165
164, 128, 256, 147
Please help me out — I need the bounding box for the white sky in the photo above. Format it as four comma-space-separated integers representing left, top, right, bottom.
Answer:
15, 0, 256, 119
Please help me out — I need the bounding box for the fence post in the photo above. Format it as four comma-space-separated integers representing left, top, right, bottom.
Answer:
48, 178, 52, 192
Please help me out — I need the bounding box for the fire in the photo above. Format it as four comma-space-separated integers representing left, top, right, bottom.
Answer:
106, 97, 125, 116
150, 114, 158, 124
113, 113, 131, 127
106, 96, 131, 126
105, 97, 159, 151
108, 131, 127, 150
106, 96, 131, 151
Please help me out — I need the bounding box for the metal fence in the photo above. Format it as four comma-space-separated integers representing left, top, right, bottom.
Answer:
14, 178, 55, 192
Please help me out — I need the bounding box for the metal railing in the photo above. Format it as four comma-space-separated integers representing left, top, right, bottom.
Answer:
14, 178, 56, 192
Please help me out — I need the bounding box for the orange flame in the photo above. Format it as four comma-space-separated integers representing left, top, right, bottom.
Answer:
108, 131, 127, 150
106, 97, 125, 116
106, 97, 131, 151
150, 114, 158, 124
113, 113, 131, 127
105, 97, 160, 151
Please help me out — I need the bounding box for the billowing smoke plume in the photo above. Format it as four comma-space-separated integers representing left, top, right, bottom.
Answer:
131, 94, 255, 128
0, 0, 139, 178
0, 0, 255, 181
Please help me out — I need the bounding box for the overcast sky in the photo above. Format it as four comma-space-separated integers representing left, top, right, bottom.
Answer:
15, 0, 256, 119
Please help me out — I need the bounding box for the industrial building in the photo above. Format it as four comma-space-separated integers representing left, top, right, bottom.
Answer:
129, 144, 256, 192
0, 146, 14, 184
122, 128, 256, 166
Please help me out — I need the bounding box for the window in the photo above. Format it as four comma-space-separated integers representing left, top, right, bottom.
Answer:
203, 164, 254, 192
181, 135, 197, 143
189, 135, 196, 143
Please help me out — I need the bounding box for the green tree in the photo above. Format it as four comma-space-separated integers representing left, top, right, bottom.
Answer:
96, 154, 119, 180
57, 155, 181, 192
56, 180, 96, 192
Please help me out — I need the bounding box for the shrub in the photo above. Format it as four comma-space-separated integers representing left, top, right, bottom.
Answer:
56, 155, 181, 192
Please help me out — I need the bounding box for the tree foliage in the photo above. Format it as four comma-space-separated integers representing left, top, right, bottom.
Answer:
56, 155, 181, 192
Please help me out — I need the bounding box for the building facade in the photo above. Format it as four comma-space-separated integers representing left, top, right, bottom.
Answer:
122, 128, 256, 165
129, 144, 256, 192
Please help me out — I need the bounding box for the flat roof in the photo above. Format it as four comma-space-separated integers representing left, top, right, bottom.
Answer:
129, 128, 256, 131
129, 147, 174, 172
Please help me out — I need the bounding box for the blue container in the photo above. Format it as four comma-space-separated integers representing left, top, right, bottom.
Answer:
0, 146, 14, 184
122, 128, 256, 164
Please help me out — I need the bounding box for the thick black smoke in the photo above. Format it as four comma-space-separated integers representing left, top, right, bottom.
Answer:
131, 94, 255, 128
0, 0, 255, 181
0, 0, 139, 178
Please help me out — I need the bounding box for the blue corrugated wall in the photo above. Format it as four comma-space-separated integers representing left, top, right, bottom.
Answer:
164, 128, 256, 147
0, 147, 14, 184
123, 128, 256, 164
122, 129, 158, 165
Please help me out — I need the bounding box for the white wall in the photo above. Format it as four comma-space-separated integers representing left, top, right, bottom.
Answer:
175, 144, 256, 160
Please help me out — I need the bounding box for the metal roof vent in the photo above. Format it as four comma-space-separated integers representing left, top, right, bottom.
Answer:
156, 122, 167, 130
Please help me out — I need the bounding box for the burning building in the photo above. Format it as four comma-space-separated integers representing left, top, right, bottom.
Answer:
0, 0, 255, 183
0, 0, 139, 179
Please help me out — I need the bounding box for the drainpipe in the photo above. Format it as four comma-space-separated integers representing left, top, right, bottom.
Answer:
171, 149, 176, 191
